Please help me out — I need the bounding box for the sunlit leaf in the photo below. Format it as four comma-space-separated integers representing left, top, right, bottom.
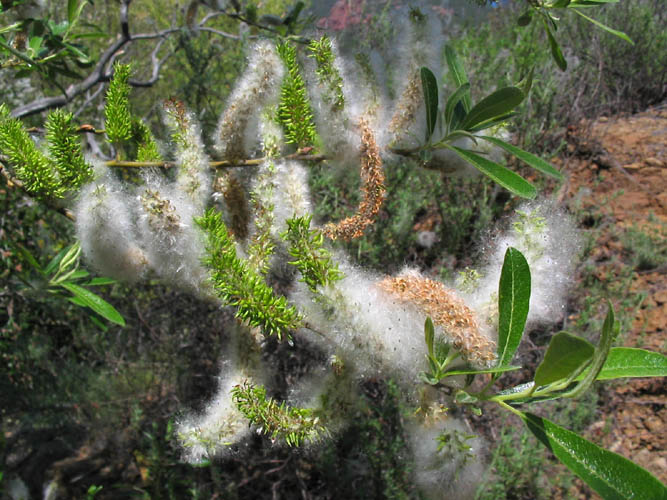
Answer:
444, 45, 471, 112
448, 146, 537, 199
497, 247, 531, 369
461, 87, 524, 131
522, 412, 667, 499
480, 136, 563, 180
420, 67, 439, 141
534, 332, 594, 386
576, 347, 667, 380
60, 282, 125, 326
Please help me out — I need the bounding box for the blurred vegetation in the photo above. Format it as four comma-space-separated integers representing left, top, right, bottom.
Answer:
1, 0, 664, 498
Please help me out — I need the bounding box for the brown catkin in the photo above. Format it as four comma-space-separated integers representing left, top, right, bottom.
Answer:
323, 118, 386, 240
378, 273, 497, 367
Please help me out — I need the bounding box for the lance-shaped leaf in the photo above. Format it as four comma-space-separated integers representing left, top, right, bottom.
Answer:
534, 332, 594, 386
445, 82, 470, 132
480, 136, 563, 180
420, 67, 439, 141
448, 146, 537, 199
460, 87, 524, 131
441, 366, 521, 377
444, 45, 471, 112
60, 282, 125, 326
522, 412, 667, 499
543, 19, 567, 70
563, 302, 615, 398
570, 8, 633, 44
575, 347, 667, 381
496, 247, 531, 369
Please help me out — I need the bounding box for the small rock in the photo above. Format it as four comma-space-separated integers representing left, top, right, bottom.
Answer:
645, 157, 663, 168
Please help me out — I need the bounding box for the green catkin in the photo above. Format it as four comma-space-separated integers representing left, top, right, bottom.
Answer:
0, 104, 64, 199
104, 63, 133, 146
196, 208, 303, 340
276, 42, 317, 148
45, 109, 93, 191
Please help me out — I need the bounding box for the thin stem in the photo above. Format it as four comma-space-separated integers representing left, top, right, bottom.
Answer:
105, 153, 328, 170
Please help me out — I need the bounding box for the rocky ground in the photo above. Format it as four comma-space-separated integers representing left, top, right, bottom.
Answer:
553, 104, 666, 497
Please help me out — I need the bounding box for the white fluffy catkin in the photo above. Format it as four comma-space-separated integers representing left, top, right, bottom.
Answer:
214, 41, 285, 160
163, 101, 213, 213
461, 200, 582, 329
406, 414, 485, 500
290, 256, 429, 384
136, 173, 209, 293
75, 162, 148, 282
177, 369, 252, 463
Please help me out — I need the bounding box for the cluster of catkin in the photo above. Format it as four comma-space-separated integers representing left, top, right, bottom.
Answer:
71, 13, 581, 498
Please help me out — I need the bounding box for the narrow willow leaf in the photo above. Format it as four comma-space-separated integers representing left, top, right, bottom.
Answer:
576, 347, 667, 381
467, 112, 518, 133
68, 0, 78, 25
420, 67, 439, 141
564, 302, 615, 398
481, 136, 563, 180
444, 45, 471, 112
445, 83, 470, 132
522, 412, 667, 499
64, 269, 89, 281
15, 244, 43, 274
449, 146, 537, 199
534, 332, 594, 386
86, 277, 117, 286
497, 247, 531, 369
441, 366, 521, 377
517, 10, 532, 26
570, 8, 634, 44
543, 20, 567, 70
44, 246, 70, 275
460, 87, 524, 131
425, 317, 435, 359
60, 282, 125, 326
518, 67, 535, 96
570, 0, 619, 5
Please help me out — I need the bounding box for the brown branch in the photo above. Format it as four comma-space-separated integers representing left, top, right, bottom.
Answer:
105, 153, 328, 169
9, 0, 178, 119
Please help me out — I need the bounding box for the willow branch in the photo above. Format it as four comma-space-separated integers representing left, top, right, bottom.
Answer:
9, 0, 178, 119
105, 153, 328, 169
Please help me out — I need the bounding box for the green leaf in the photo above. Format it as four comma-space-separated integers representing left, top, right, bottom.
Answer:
67, 0, 77, 25
86, 277, 117, 286
534, 332, 594, 386
522, 412, 667, 500
460, 87, 524, 131
44, 246, 69, 274
64, 269, 89, 281
15, 244, 44, 274
544, 19, 567, 70
564, 302, 615, 398
570, 8, 634, 44
444, 45, 471, 113
466, 112, 519, 133
60, 282, 125, 326
445, 83, 470, 132
576, 347, 667, 381
448, 146, 537, 199
517, 10, 532, 26
425, 317, 435, 360
497, 247, 531, 369
441, 366, 521, 377
420, 67, 438, 141
481, 136, 563, 180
